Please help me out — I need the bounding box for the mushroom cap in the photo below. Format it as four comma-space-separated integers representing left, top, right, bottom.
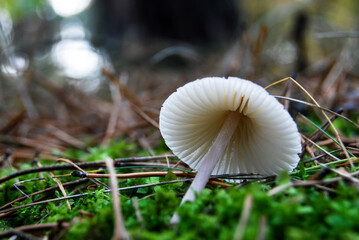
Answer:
159, 77, 302, 176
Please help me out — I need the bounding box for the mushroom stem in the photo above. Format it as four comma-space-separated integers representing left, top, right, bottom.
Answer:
171, 111, 240, 224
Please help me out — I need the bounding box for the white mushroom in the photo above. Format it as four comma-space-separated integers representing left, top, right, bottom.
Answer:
159, 77, 301, 224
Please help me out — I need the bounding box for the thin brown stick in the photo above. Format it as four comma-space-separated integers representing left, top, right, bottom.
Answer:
316, 162, 359, 189
207, 180, 232, 188
52, 177, 71, 210
316, 138, 336, 146
102, 69, 141, 106
81, 171, 230, 187
57, 158, 109, 189
0, 178, 194, 215
268, 170, 359, 196
301, 134, 341, 161
0, 222, 71, 239
0, 155, 178, 184
83, 171, 194, 179
305, 146, 315, 159
130, 103, 159, 129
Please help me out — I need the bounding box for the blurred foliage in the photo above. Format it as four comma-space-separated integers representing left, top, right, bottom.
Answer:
333, 116, 359, 138
0, 0, 45, 20
59, 140, 137, 161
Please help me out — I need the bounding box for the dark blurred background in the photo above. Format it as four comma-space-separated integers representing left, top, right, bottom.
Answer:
0, 0, 358, 155
1, 0, 358, 96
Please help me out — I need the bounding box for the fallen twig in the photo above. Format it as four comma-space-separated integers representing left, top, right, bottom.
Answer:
0, 222, 71, 239
0, 178, 194, 215
269, 170, 359, 196
0, 155, 178, 184
0, 178, 89, 211
316, 162, 359, 189
78, 171, 195, 179
57, 158, 109, 189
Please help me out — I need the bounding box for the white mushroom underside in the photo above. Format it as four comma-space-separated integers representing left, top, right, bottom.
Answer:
159, 77, 302, 176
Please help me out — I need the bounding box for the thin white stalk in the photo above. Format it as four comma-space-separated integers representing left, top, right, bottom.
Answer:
170, 111, 240, 224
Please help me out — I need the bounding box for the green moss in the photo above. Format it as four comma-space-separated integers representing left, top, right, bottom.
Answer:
6, 170, 359, 239
2, 138, 359, 239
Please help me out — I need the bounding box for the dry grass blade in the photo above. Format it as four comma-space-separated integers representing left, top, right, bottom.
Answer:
299, 112, 342, 160
316, 162, 359, 190
265, 77, 353, 167
300, 113, 339, 143
269, 170, 359, 196
51, 177, 71, 210
36, 160, 71, 210
233, 194, 253, 240
273, 96, 359, 128
301, 134, 341, 161
131, 198, 144, 229
257, 215, 267, 240
104, 157, 130, 240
